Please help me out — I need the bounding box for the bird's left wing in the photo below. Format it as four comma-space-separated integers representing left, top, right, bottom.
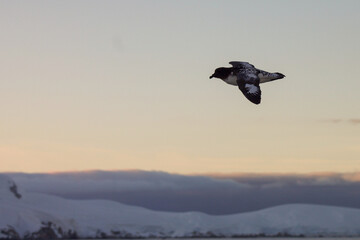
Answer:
237, 81, 261, 105
229, 61, 255, 69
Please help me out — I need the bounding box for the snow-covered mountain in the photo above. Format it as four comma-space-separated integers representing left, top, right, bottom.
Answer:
1, 174, 360, 239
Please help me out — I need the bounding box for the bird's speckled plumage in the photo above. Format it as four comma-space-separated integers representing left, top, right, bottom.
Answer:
210, 61, 285, 105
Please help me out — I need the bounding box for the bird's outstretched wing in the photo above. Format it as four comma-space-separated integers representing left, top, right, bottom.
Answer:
237, 81, 261, 105
229, 61, 255, 69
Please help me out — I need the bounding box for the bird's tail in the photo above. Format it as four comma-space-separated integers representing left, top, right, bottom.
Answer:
259, 71, 285, 84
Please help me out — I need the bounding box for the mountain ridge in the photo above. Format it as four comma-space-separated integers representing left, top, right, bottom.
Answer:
1, 174, 360, 239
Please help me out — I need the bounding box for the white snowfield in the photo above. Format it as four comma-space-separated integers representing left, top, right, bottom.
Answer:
1, 174, 360, 239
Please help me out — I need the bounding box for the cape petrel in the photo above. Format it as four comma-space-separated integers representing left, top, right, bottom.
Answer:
210, 61, 285, 104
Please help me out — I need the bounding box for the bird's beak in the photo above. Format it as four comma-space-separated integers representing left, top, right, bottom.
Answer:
209, 75, 214, 79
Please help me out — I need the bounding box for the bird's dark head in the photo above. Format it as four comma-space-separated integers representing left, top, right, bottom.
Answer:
209, 67, 232, 80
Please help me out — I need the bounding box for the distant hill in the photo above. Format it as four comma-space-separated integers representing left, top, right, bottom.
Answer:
1, 174, 360, 239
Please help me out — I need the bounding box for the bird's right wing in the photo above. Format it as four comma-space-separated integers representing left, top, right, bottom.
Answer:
237, 81, 261, 105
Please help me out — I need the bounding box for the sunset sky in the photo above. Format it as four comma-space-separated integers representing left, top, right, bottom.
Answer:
1, 0, 359, 174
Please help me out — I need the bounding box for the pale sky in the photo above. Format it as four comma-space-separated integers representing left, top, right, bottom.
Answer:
1, 0, 359, 173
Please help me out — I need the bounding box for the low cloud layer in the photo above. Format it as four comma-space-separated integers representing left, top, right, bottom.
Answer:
324, 118, 360, 125
8, 170, 360, 215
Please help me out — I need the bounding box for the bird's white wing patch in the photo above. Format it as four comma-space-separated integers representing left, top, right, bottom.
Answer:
245, 83, 259, 94
237, 82, 261, 105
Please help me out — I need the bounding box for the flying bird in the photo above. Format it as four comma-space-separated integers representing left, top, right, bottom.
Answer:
209, 61, 285, 104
